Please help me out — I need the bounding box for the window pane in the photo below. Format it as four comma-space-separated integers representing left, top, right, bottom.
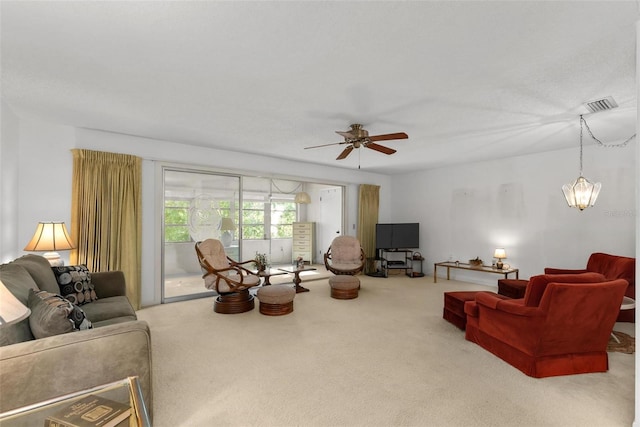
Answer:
271, 201, 296, 238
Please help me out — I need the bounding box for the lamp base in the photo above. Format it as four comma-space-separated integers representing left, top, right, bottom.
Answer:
43, 252, 64, 267
220, 231, 232, 247
496, 261, 504, 270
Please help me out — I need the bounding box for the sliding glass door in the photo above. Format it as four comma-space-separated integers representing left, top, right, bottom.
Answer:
162, 168, 240, 303
161, 166, 345, 303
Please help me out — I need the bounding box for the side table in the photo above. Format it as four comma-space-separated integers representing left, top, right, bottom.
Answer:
434, 261, 519, 283
0, 376, 150, 426
611, 296, 636, 343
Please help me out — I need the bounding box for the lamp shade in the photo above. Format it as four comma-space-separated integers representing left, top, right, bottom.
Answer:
220, 217, 236, 231
294, 192, 311, 204
493, 248, 506, 259
0, 279, 31, 326
24, 222, 75, 251
24, 222, 75, 266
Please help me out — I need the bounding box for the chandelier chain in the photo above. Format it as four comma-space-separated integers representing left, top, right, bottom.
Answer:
580, 115, 635, 148
579, 116, 583, 175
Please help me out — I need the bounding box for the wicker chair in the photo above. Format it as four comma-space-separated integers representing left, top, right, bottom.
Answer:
195, 239, 260, 314
324, 236, 365, 276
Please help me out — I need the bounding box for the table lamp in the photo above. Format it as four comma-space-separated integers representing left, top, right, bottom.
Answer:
219, 218, 236, 247
0, 279, 31, 326
23, 221, 76, 266
494, 248, 507, 270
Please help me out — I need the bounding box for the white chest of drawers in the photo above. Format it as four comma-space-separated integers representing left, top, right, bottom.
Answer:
292, 222, 315, 264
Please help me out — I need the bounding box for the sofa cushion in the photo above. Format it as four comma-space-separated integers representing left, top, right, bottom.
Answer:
28, 290, 92, 339
0, 264, 39, 346
81, 296, 136, 324
524, 272, 607, 307
51, 265, 98, 305
11, 254, 61, 294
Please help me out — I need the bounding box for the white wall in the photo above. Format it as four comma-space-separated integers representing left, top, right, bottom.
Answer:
1, 118, 391, 306
0, 101, 20, 263
390, 142, 636, 286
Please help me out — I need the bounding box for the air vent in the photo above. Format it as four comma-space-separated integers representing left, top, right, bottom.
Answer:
583, 96, 618, 113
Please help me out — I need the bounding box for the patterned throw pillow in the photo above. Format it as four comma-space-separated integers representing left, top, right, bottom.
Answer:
27, 289, 92, 339
51, 265, 98, 305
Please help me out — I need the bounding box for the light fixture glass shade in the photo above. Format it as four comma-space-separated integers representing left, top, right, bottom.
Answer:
562, 176, 601, 211
23, 222, 76, 266
294, 192, 311, 204
0, 279, 31, 326
493, 248, 506, 259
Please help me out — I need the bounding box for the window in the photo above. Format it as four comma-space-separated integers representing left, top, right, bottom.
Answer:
242, 201, 265, 239
271, 201, 296, 238
164, 199, 191, 243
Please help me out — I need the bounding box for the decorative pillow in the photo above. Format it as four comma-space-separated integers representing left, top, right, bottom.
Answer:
51, 265, 98, 305
27, 289, 92, 339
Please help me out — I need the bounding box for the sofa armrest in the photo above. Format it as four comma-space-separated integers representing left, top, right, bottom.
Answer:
91, 271, 127, 298
543, 268, 588, 275
0, 321, 152, 417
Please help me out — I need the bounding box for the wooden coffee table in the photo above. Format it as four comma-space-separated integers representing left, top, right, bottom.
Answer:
255, 268, 289, 286
277, 266, 317, 293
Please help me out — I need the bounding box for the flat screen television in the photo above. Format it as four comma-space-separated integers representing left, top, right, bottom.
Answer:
375, 223, 419, 249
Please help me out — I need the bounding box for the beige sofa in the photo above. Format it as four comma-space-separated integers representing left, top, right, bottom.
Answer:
0, 255, 152, 416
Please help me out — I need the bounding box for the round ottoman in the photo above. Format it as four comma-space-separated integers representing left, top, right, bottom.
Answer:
257, 285, 295, 315
329, 275, 360, 299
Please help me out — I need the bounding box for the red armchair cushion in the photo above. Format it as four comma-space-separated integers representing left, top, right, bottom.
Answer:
523, 272, 607, 307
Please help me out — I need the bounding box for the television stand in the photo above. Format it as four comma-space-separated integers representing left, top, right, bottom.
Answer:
379, 249, 423, 278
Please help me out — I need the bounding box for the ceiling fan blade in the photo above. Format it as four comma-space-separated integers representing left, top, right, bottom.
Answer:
305, 141, 348, 149
365, 142, 396, 155
335, 131, 355, 139
368, 132, 408, 142
336, 146, 354, 160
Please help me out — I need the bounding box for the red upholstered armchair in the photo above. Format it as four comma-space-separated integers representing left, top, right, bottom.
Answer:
464, 274, 628, 378
545, 252, 636, 322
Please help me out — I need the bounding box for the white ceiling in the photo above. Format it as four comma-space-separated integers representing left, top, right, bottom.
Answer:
1, 1, 637, 174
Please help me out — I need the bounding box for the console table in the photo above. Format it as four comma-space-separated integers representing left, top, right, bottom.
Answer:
434, 261, 519, 283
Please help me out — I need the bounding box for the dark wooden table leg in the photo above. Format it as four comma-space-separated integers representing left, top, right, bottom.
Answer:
293, 272, 309, 293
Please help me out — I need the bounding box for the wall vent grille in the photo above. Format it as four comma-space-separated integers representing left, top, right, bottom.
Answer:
584, 96, 618, 113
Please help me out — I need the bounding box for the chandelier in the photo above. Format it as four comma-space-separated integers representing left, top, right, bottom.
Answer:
562, 115, 601, 211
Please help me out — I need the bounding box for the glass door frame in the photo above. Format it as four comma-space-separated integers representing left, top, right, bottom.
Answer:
161, 166, 242, 304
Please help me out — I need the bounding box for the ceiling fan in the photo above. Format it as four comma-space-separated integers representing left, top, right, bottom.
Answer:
304, 124, 409, 160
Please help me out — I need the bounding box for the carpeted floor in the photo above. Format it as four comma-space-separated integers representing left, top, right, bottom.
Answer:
137, 275, 635, 427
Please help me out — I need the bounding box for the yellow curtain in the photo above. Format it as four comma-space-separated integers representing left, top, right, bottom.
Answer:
357, 184, 380, 274
70, 149, 142, 309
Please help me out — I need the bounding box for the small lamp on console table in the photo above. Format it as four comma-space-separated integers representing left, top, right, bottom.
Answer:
23, 221, 76, 266
494, 248, 507, 270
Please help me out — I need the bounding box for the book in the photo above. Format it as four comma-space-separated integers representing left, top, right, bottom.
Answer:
44, 394, 131, 427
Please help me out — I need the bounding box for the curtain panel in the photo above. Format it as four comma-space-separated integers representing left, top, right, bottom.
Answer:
357, 184, 380, 274
70, 149, 142, 309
